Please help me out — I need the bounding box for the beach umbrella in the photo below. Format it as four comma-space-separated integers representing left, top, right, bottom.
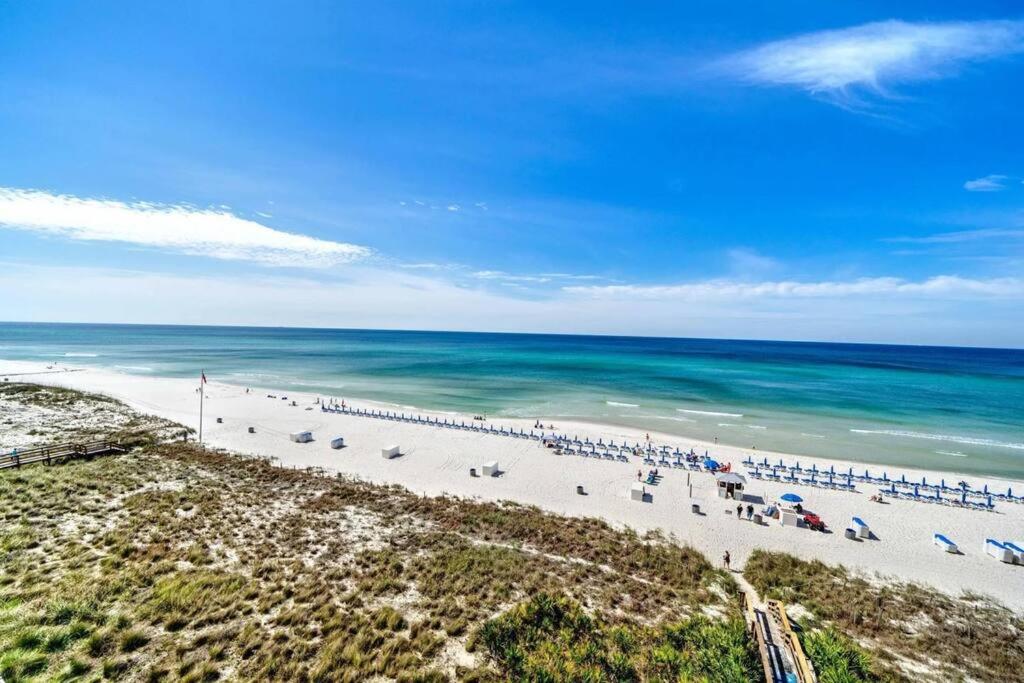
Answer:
780, 493, 802, 503
703, 458, 720, 470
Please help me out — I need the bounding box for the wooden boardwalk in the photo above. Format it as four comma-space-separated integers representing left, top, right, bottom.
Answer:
744, 590, 817, 683
0, 440, 126, 470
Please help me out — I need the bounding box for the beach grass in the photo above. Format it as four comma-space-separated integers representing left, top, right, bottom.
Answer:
0, 384, 741, 681
743, 549, 1024, 682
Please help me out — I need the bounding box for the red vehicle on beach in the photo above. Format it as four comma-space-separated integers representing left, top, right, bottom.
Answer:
802, 513, 827, 532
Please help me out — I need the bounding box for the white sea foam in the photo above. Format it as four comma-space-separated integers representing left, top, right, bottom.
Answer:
63, 352, 98, 357
936, 450, 968, 458
850, 429, 1024, 451
678, 409, 743, 418
115, 365, 153, 372
717, 422, 740, 428
747, 425, 767, 430
630, 414, 695, 423
606, 401, 639, 408
800, 433, 827, 439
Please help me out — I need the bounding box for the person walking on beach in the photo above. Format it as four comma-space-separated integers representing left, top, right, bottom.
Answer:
746, 504, 754, 520
736, 504, 743, 519
723, 551, 731, 570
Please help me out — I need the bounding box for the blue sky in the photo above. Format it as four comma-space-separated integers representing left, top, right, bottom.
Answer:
1, 2, 1022, 346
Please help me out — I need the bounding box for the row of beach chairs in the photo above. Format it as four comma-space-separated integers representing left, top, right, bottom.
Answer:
743, 455, 1022, 504
324, 404, 720, 471
883, 484, 996, 511
747, 467, 857, 492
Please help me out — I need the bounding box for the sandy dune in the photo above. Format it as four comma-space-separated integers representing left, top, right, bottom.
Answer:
3, 359, 1023, 611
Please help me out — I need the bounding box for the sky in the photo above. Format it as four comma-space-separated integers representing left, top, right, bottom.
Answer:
0, 1, 1022, 347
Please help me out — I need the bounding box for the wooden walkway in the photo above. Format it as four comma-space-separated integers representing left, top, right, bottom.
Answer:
743, 589, 816, 683
0, 440, 126, 470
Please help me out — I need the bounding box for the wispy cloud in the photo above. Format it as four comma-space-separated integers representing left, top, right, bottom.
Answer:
0, 187, 370, 267
472, 270, 552, 284
964, 174, 1011, 191
888, 228, 1024, 244
718, 19, 1024, 106
565, 275, 1024, 300
472, 270, 611, 285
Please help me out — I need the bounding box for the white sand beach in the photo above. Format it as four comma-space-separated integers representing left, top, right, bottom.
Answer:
4, 359, 1024, 611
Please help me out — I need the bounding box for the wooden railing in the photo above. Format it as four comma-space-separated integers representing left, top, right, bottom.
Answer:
0, 440, 126, 470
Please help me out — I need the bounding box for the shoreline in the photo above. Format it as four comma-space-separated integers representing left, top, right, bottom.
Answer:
3, 358, 1024, 611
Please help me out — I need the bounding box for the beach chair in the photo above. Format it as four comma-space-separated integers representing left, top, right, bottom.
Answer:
852, 517, 870, 539
1003, 541, 1024, 563
985, 539, 1014, 563
933, 534, 958, 553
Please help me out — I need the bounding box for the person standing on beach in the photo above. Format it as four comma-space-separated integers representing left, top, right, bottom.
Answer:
723, 551, 731, 570
736, 504, 743, 519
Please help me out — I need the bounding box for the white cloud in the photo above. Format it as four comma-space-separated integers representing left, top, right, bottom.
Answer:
964, 174, 1010, 191
719, 19, 1024, 104
565, 275, 1024, 300
472, 270, 552, 284
889, 227, 1024, 244
1, 263, 1021, 347
0, 187, 370, 267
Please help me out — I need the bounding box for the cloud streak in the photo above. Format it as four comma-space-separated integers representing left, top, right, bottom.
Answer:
0, 187, 371, 267
719, 19, 1024, 105
565, 275, 1024, 300
964, 174, 1011, 191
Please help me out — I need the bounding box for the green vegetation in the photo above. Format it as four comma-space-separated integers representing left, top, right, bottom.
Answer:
0, 384, 739, 681
479, 592, 758, 681
744, 549, 1024, 682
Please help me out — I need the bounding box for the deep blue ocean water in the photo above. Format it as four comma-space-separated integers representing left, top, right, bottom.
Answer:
1, 322, 1022, 478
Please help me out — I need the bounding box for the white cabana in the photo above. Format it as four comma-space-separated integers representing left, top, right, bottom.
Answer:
381, 445, 401, 459
715, 472, 747, 500
289, 431, 313, 443
482, 460, 499, 477
630, 482, 646, 502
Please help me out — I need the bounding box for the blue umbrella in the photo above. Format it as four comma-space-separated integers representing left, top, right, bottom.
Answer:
703, 458, 720, 469
780, 493, 803, 503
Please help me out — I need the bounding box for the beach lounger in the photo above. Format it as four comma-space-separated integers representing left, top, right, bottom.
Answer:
933, 534, 958, 553
985, 539, 1014, 563
1003, 541, 1024, 563
852, 517, 869, 539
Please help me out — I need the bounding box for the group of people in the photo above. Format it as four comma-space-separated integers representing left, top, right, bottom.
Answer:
735, 503, 755, 520
637, 468, 660, 481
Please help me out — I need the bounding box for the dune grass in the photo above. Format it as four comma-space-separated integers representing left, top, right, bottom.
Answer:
743, 549, 1024, 682
477, 592, 758, 681
0, 384, 739, 681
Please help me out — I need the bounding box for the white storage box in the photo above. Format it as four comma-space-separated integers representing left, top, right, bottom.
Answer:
330, 436, 345, 449
381, 445, 400, 459
482, 460, 499, 477
290, 431, 313, 443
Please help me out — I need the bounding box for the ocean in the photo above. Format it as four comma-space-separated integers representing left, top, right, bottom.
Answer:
1, 322, 1022, 478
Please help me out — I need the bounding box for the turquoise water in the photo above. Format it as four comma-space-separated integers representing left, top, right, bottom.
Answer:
1, 322, 1022, 478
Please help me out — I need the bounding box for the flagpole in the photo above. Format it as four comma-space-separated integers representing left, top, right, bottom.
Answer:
198, 370, 204, 445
